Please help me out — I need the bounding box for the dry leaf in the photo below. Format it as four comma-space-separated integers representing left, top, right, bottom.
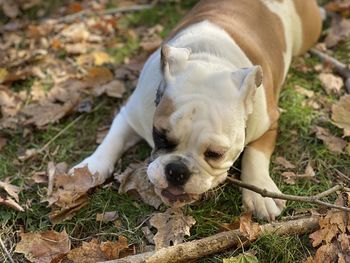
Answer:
294, 85, 315, 98
239, 212, 261, 241
18, 148, 40, 161
85, 66, 114, 88
1, 0, 20, 18
0, 68, 8, 84
116, 162, 162, 209
15, 229, 71, 263
275, 156, 296, 169
22, 100, 79, 127
94, 80, 126, 98
281, 171, 298, 185
332, 95, 350, 137
325, 14, 350, 48
0, 136, 7, 151
298, 162, 316, 180
67, 2, 84, 14
65, 43, 89, 54
149, 208, 196, 249
47, 165, 105, 224
92, 51, 114, 66
61, 23, 90, 43
140, 34, 162, 53
283, 162, 317, 186
0, 178, 21, 201
96, 211, 119, 222
31, 171, 48, 184
66, 237, 131, 262
325, 0, 350, 17
281, 162, 316, 185
309, 194, 350, 263
314, 126, 347, 154
319, 73, 344, 94
0, 196, 24, 211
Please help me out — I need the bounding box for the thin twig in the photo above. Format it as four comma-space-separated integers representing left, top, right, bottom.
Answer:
39, 115, 83, 154
310, 48, 350, 93
315, 185, 343, 198
336, 169, 350, 184
56, 4, 155, 23
226, 177, 350, 212
0, 236, 15, 263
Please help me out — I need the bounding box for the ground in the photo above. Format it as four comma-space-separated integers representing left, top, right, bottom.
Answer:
0, 0, 349, 262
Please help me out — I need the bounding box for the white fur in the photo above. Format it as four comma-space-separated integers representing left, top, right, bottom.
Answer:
241, 147, 286, 220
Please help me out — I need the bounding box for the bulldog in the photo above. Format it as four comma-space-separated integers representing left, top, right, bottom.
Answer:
72, 0, 322, 220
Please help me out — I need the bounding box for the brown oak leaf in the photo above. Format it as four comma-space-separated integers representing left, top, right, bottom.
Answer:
150, 208, 196, 249
116, 162, 162, 209
239, 212, 261, 241
15, 229, 71, 263
332, 95, 350, 137
66, 237, 131, 262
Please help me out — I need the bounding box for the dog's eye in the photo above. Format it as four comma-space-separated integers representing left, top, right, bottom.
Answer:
153, 128, 177, 150
204, 150, 223, 160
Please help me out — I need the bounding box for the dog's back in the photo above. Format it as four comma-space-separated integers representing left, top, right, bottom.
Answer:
168, 0, 321, 120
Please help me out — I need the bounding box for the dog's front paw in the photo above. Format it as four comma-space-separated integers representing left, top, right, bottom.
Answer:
69, 155, 114, 181
242, 181, 286, 221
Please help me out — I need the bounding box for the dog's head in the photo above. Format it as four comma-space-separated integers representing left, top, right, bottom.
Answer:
147, 45, 262, 207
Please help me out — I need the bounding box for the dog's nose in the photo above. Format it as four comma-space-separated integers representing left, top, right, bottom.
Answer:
165, 161, 190, 186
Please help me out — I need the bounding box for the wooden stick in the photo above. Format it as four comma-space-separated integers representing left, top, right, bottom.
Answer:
100, 216, 320, 263
226, 177, 350, 212
310, 48, 350, 93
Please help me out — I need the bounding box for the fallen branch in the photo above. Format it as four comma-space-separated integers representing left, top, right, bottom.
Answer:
100, 216, 320, 263
56, 4, 155, 23
226, 177, 350, 212
310, 48, 350, 93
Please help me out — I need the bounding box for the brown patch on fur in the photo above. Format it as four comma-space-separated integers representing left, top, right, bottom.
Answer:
167, 0, 286, 123
293, 0, 322, 55
249, 121, 278, 157
153, 96, 175, 130
160, 45, 170, 73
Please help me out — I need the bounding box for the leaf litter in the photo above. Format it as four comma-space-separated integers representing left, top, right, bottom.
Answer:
308, 194, 350, 263
281, 162, 317, 185
15, 230, 133, 263
44, 163, 105, 224
313, 126, 348, 154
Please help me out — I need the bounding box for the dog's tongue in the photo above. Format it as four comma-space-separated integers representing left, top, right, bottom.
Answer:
167, 186, 185, 195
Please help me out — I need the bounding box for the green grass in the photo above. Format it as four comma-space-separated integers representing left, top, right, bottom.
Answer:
1, 0, 350, 262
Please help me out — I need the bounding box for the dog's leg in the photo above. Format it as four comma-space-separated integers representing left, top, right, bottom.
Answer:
70, 108, 141, 181
241, 124, 286, 220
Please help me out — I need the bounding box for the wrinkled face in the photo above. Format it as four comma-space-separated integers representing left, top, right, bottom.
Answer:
147, 46, 262, 207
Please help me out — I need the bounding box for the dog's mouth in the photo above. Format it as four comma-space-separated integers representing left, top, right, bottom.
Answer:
156, 186, 200, 207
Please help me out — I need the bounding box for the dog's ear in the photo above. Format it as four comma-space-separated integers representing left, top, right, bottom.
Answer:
161, 45, 191, 78
231, 65, 263, 116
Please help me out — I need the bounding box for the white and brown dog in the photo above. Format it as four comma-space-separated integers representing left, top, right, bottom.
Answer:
72, 0, 322, 220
